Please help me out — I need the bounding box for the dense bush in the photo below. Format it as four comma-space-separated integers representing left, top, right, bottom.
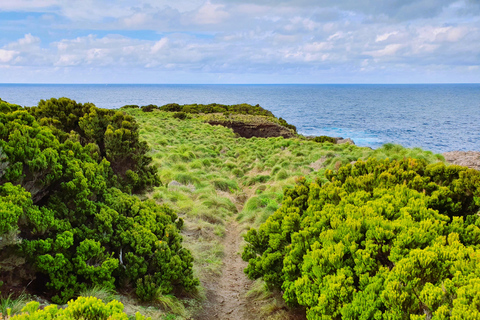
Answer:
10, 296, 150, 319
311, 135, 336, 144
173, 112, 188, 120
141, 104, 158, 112
158, 103, 275, 118
27, 97, 160, 194
242, 158, 480, 319
0, 98, 197, 304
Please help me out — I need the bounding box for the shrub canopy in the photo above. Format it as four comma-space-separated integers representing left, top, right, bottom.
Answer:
0, 98, 197, 303
243, 158, 480, 319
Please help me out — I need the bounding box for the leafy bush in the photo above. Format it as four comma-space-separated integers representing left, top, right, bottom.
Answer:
158, 103, 274, 117
10, 296, 151, 320
0, 99, 197, 304
27, 97, 160, 194
243, 158, 480, 319
141, 104, 158, 112
311, 135, 336, 144
172, 112, 188, 120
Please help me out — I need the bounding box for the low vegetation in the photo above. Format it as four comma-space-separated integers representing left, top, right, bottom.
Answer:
3, 98, 472, 319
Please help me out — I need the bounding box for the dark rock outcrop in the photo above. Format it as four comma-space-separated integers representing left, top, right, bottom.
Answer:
207, 120, 295, 139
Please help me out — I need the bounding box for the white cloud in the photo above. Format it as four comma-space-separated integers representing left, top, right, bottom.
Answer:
375, 31, 398, 42
365, 44, 404, 57
193, 1, 230, 24
0, 49, 17, 63
6, 33, 41, 50
417, 25, 470, 42
151, 38, 169, 54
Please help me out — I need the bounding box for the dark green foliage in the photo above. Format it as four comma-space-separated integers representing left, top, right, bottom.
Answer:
311, 135, 336, 144
278, 117, 297, 133
141, 104, 158, 112
243, 158, 480, 319
27, 97, 160, 194
158, 103, 275, 117
0, 99, 197, 304
120, 104, 140, 109
172, 112, 188, 120
159, 103, 182, 112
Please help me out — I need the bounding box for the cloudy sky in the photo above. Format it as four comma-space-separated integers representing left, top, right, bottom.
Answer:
0, 0, 479, 83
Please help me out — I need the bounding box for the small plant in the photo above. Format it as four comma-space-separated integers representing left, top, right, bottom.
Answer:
9, 296, 151, 320
0, 293, 30, 318
311, 135, 336, 143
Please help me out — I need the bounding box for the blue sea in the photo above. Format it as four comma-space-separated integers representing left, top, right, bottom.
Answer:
0, 84, 479, 153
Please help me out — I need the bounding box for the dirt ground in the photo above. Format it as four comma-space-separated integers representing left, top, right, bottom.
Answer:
192, 219, 259, 320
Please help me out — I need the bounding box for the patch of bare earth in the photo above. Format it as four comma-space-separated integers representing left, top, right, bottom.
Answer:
193, 219, 257, 320
308, 157, 326, 171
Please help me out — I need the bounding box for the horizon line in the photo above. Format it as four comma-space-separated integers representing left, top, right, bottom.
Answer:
0, 82, 479, 85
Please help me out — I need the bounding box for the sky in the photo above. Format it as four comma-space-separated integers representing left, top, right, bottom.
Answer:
0, 0, 479, 84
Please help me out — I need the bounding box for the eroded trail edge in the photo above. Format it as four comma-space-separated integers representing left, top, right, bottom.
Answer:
194, 219, 256, 320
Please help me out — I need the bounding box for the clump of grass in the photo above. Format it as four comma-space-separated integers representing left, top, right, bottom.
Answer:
212, 178, 238, 192
156, 294, 186, 316
77, 285, 119, 303
244, 175, 270, 186
174, 173, 200, 185
0, 293, 30, 317
201, 195, 237, 213
232, 168, 244, 178
275, 169, 288, 181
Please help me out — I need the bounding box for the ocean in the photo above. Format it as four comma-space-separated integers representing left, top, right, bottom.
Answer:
0, 84, 478, 153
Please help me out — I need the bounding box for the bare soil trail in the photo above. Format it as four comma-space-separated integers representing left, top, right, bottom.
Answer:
193, 219, 259, 320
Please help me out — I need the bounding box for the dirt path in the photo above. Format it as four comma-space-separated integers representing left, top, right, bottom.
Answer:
193, 219, 257, 320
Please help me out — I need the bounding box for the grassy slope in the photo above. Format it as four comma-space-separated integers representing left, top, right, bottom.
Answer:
124, 109, 444, 318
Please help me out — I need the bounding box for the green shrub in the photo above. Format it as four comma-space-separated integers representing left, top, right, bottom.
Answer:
10, 296, 151, 320
27, 97, 160, 194
141, 104, 158, 112
243, 158, 480, 318
0, 100, 197, 304
311, 135, 336, 144
172, 112, 188, 120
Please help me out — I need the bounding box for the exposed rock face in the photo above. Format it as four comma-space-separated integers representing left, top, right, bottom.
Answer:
443, 151, 480, 171
336, 138, 355, 145
207, 120, 295, 139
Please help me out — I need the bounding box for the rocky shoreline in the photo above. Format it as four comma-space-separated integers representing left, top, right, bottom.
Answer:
443, 151, 480, 171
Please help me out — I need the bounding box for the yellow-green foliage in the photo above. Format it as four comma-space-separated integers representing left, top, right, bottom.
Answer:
243, 158, 480, 319
10, 296, 151, 320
